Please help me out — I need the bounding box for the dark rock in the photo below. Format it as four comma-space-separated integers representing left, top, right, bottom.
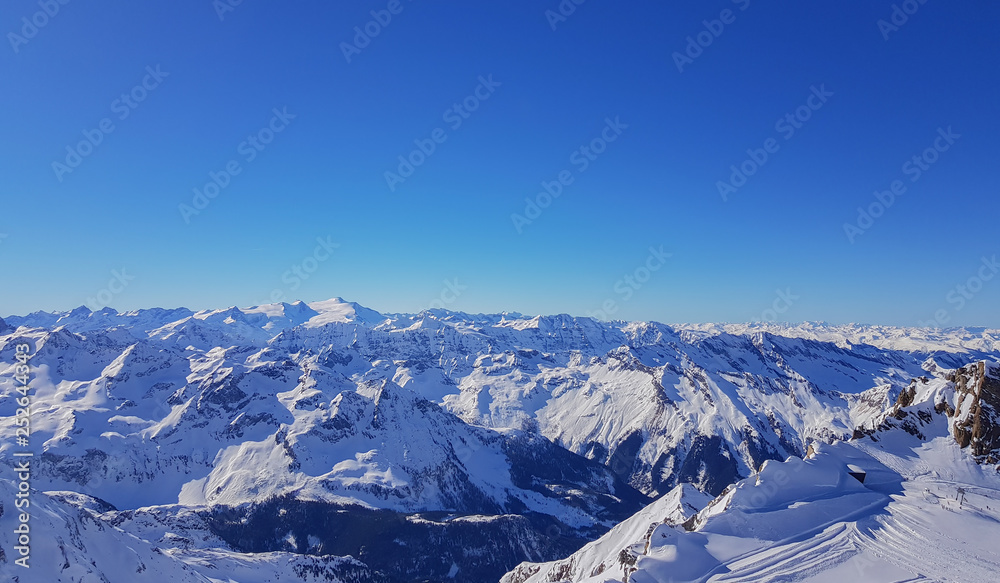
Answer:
953, 362, 1000, 460
858, 361, 1000, 465
897, 384, 916, 407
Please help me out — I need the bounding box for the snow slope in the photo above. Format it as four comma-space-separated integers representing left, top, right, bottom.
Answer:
504, 359, 1000, 583
2, 299, 999, 581
502, 483, 712, 583
6, 299, 995, 502
0, 480, 387, 582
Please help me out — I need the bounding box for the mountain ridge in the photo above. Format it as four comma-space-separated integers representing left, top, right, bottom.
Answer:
3, 298, 999, 581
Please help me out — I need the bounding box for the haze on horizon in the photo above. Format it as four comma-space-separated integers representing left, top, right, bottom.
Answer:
2, 0, 998, 327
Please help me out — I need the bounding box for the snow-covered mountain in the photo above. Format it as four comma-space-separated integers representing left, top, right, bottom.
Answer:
1, 298, 998, 581
503, 360, 1000, 582
0, 479, 387, 583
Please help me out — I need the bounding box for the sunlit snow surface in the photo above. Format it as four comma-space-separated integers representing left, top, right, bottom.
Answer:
507, 373, 1000, 583
2, 301, 999, 582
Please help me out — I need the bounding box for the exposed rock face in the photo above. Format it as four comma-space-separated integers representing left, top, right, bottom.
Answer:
0, 316, 9, 334
951, 361, 1000, 463
856, 361, 1000, 465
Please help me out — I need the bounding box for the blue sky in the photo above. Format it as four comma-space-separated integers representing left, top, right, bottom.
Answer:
1, 0, 998, 326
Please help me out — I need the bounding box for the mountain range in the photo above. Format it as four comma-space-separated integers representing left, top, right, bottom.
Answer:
1, 298, 998, 582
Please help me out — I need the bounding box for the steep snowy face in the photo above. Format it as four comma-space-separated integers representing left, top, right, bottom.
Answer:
2, 301, 997, 506
281, 314, 993, 497
504, 358, 1000, 583
501, 483, 712, 583
0, 480, 389, 582
179, 373, 646, 527
0, 327, 643, 526
859, 359, 1000, 463
2, 301, 999, 582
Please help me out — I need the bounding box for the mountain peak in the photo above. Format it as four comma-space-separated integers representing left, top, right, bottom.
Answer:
4, 298, 1000, 583
304, 297, 385, 327
68, 305, 94, 317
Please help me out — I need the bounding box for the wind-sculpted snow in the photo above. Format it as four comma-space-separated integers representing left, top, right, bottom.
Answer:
503, 357, 1000, 583
2, 298, 999, 581
501, 483, 713, 583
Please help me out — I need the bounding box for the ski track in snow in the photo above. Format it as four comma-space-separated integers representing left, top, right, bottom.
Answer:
514, 368, 1000, 583
707, 452, 1000, 583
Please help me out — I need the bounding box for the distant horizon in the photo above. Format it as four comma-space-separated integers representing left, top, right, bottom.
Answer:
3, 1, 998, 328
4, 294, 998, 331
4, 4, 1000, 581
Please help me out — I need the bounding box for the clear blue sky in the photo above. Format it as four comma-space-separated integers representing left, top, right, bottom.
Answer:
2, 0, 998, 326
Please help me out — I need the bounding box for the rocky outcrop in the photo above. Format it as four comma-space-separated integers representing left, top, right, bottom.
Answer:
854, 361, 1000, 465
950, 361, 1000, 463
